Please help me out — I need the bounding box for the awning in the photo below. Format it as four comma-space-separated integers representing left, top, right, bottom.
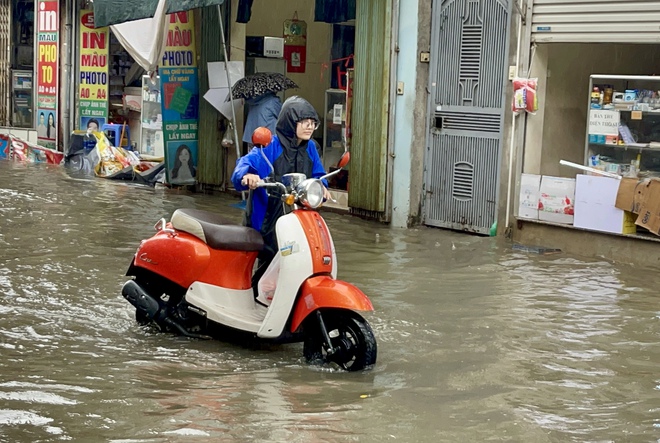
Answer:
93, 0, 225, 28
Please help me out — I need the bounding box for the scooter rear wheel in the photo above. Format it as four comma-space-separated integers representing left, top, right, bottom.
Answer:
303, 310, 377, 371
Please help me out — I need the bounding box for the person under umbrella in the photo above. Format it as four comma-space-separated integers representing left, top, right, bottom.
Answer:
228, 72, 298, 147
242, 92, 282, 147
229, 72, 298, 101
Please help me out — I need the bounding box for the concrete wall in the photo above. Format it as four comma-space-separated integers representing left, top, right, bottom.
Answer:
244, 1, 332, 117
524, 43, 660, 178
391, 0, 422, 228
408, 0, 431, 226
496, 5, 524, 237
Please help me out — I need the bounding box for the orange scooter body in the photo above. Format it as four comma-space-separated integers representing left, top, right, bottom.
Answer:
289, 278, 374, 333
132, 225, 259, 290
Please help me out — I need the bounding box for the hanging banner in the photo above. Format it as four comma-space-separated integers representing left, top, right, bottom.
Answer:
36, 0, 59, 149
283, 14, 306, 73
160, 11, 199, 185
79, 10, 109, 131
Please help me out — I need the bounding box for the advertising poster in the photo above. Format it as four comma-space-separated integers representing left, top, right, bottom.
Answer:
160, 11, 199, 185
36, 0, 59, 149
79, 10, 109, 132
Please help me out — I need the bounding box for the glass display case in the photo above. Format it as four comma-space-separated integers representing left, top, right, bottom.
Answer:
140, 75, 164, 157
323, 88, 347, 172
11, 70, 33, 128
585, 74, 660, 179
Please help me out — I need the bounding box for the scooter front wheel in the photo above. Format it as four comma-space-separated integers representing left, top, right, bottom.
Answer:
303, 310, 377, 371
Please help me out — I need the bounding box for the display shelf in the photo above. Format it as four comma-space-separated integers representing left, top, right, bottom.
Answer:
589, 143, 660, 152
323, 88, 347, 174
11, 70, 33, 128
585, 74, 660, 177
140, 75, 163, 157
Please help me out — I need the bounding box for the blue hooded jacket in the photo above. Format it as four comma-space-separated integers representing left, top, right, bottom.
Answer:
232, 96, 327, 232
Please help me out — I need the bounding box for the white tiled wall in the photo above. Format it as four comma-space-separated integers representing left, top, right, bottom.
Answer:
0, 127, 38, 144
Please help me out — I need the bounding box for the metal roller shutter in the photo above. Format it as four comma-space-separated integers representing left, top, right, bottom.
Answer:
532, 0, 660, 43
349, 0, 392, 217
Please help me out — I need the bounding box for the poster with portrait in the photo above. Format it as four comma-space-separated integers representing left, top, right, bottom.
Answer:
167, 141, 197, 184
80, 116, 107, 132
160, 11, 199, 185
36, 0, 59, 149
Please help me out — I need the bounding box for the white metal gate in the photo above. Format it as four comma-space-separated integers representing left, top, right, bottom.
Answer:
423, 0, 511, 234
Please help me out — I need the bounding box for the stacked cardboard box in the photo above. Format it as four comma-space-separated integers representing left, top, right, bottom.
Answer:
615, 177, 660, 235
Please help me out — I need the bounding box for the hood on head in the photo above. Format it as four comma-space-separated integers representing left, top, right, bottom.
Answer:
276, 96, 319, 149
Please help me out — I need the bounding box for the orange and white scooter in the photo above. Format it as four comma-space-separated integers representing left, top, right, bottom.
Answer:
121, 128, 377, 371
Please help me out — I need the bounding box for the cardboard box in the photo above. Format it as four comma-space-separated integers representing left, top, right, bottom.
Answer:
635, 179, 660, 235
538, 176, 575, 224
615, 177, 648, 213
518, 173, 541, 220
574, 175, 637, 234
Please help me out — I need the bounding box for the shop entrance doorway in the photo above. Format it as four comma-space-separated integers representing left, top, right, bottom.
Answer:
423, 0, 511, 234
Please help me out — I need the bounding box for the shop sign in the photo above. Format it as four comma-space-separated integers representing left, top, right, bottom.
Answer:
589, 109, 620, 136
79, 10, 109, 132
160, 11, 199, 185
35, 0, 59, 149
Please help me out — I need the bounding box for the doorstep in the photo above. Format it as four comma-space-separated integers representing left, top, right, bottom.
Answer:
513, 217, 660, 265
519, 217, 660, 243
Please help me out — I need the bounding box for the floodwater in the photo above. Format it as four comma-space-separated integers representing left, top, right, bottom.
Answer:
0, 160, 659, 443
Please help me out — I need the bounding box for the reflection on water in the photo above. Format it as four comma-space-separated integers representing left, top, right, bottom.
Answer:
0, 162, 658, 442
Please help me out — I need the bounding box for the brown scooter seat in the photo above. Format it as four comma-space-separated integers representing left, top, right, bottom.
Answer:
171, 208, 264, 252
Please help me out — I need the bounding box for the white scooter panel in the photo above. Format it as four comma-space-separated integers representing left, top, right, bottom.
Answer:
257, 213, 313, 339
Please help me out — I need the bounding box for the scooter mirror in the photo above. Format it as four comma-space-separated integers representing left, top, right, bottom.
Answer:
252, 127, 272, 148
337, 151, 350, 169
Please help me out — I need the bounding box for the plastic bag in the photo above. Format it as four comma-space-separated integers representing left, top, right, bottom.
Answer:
512, 77, 538, 114
257, 253, 281, 306
94, 132, 135, 177
221, 122, 235, 148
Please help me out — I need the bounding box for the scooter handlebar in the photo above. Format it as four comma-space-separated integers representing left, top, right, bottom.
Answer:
256, 181, 287, 194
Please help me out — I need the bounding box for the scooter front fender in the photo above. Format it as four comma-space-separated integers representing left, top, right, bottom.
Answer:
290, 276, 374, 333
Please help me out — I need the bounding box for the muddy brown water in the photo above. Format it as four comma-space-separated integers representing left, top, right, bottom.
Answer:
0, 161, 658, 442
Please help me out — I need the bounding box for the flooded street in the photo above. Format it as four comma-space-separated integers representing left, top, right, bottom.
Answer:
0, 160, 659, 442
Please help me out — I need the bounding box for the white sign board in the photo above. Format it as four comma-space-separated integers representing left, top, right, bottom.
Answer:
207, 61, 244, 89
589, 109, 620, 136
203, 88, 243, 121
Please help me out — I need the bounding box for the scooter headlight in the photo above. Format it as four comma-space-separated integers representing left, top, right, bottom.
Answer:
297, 179, 325, 209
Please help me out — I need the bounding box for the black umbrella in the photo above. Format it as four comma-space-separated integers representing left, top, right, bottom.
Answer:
226, 72, 298, 101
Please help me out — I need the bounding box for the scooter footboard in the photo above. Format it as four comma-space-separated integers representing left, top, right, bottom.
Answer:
290, 276, 373, 333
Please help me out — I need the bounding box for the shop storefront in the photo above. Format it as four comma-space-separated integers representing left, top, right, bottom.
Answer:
234, 0, 392, 218
509, 1, 660, 261
0, 0, 394, 219
0, 0, 37, 141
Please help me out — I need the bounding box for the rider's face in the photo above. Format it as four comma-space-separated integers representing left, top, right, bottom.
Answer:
296, 119, 316, 142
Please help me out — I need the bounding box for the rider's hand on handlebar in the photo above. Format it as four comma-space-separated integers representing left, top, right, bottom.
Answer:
241, 173, 261, 190
323, 187, 333, 202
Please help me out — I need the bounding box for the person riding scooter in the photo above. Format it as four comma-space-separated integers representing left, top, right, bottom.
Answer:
231, 96, 332, 291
